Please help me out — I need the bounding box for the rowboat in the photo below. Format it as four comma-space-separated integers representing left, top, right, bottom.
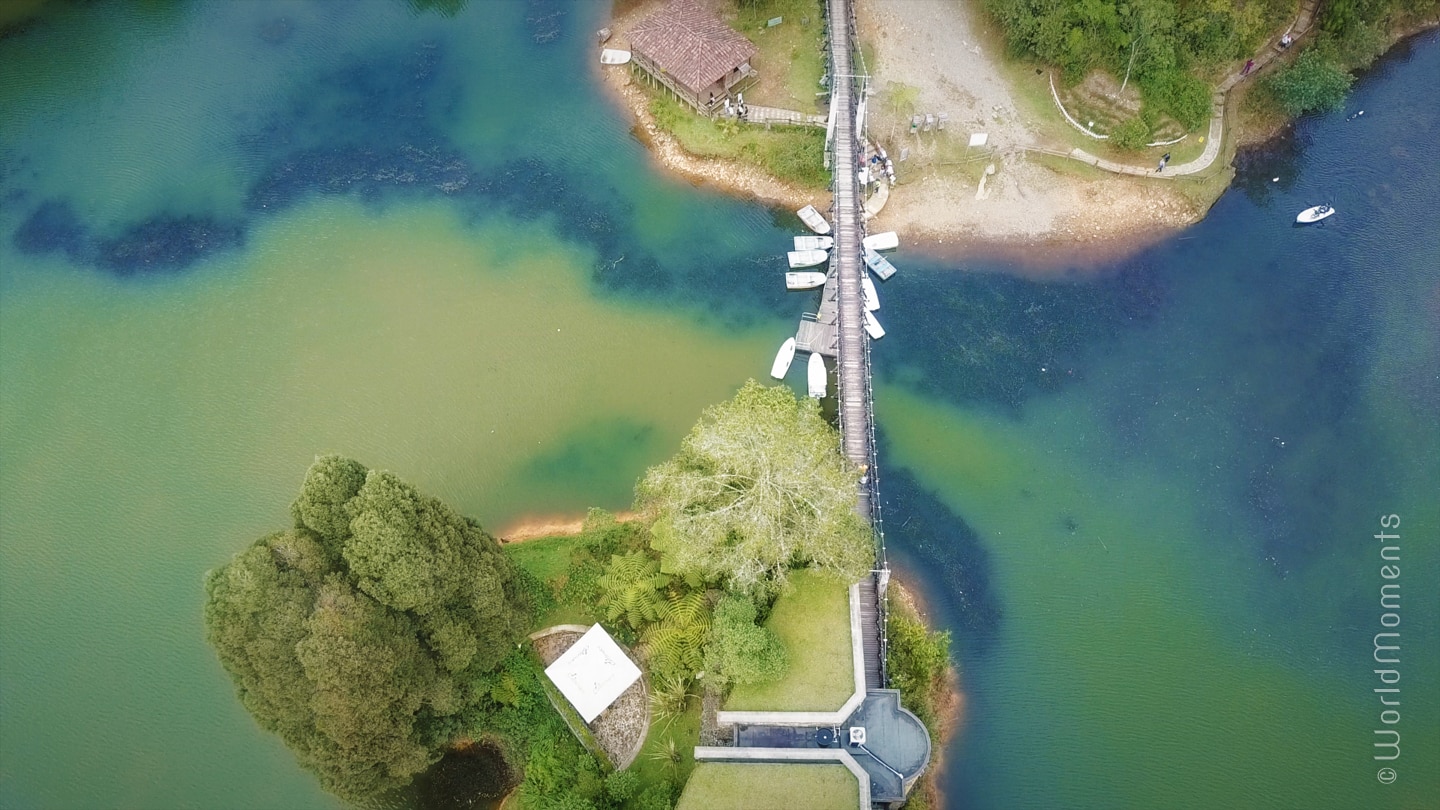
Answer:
807, 352, 827, 398
770, 338, 796, 380
788, 249, 829, 269
861, 276, 880, 311
797, 204, 831, 235
785, 271, 827, 290
793, 235, 834, 251
1296, 205, 1335, 224
863, 247, 897, 280
599, 49, 631, 65
862, 231, 899, 251
863, 311, 886, 340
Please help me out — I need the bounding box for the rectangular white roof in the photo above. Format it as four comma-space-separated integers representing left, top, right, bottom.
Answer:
544, 624, 642, 723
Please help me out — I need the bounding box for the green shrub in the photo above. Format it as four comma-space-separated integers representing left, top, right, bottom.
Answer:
704, 594, 788, 686
605, 769, 640, 802
1108, 116, 1152, 150
1266, 47, 1354, 115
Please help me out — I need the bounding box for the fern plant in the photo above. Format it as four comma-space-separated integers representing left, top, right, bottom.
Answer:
596, 551, 670, 630
643, 590, 711, 681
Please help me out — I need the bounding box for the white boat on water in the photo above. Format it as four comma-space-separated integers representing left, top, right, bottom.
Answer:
599, 49, 631, 65
793, 235, 834, 251
797, 204, 831, 235
863, 311, 886, 340
861, 276, 880, 311
862, 231, 899, 251
770, 338, 796, 380
788, 249, 829, 269
864, 247, 897, 280
807, 352, 827, 399
1296, 204, 1335, 223
785, 271, 827, 290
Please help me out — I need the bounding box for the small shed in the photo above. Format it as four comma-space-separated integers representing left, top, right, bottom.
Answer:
544, 624, 643, 723
629, 0, 757, 113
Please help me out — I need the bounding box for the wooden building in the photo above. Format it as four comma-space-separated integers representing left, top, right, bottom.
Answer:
628, 0, 757, 113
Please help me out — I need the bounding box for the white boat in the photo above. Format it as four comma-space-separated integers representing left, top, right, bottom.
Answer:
793, 235, 834, 251
863, 231, 899, 251
770, 338, 796, 380
599, 49, 631, 65
797, 204, 831, 235
807, 352, 827, 398
1296, 204, 1335, 223
863, 247, 897, 280
861, 276, 880, 312
788, 249, 829, 269
785, 271, 827, 290
863, 311, 886, 340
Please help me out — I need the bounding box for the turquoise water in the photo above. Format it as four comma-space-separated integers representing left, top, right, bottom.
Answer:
1, 2, 1436, 808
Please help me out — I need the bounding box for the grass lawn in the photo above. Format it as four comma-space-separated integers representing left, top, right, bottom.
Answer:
649, 94, 829, 190
725, 570, 853, 712
628, 696, 702, 802
502, 534, 602, 629
676, 763, 857, 810
721, 0, 826, 112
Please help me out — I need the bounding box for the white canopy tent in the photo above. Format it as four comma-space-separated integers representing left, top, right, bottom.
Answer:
544, 624, 642, 723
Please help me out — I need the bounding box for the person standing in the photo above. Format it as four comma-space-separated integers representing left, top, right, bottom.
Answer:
1242, 59, 1255, 76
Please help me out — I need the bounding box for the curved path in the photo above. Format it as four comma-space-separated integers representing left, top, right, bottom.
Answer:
1065, 0, 1319, 178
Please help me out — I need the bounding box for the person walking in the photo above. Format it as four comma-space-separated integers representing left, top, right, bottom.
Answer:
1157, 152, 1171, 173
1242, 59, 1255, 76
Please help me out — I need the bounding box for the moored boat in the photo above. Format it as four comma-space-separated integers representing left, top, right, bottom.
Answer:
793, 235, 835, 251
770, 338, 797, 380
599, 49, 631, 65
862, 231, 899, 251
797, 204, 831, 235
863, 311, 886, 340
807, 352, 827, 398
861, 276, 880, 311
788, 249, 829, 269
785, 271, 827, 290
1296, 204, 1335, 224
863, 247, 897, 280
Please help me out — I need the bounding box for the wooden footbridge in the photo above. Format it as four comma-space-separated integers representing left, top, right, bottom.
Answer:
819, 0, 889, 691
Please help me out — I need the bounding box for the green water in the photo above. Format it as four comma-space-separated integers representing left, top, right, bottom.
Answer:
2, 2, 1437, 809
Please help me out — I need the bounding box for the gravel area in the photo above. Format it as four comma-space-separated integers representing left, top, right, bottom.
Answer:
533, 627, 650, 770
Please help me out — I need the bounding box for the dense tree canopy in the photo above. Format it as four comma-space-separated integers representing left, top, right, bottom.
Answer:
205, 456, 531, 803
635, 380, 873, 591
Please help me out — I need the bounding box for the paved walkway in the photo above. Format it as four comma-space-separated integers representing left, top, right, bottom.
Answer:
737, 104, 827, 127
1067, 0, 1319, 178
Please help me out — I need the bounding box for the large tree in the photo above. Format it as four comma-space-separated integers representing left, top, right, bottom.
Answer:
204, 456, 530, 803
635, 380, 873, 591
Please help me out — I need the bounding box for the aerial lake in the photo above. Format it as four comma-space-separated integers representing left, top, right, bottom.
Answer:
1, 2, 1435, 809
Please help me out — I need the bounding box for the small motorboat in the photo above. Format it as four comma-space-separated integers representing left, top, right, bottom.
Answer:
599, 49, 631, 65
794, 235, 834, 251
861, 276, 880, 312
785, 271, 827, 290
807, 352, 827, 398
863, 247, 897, 280
862, 231, 899, 251
863, 311, 886, 340
1296, 204, 1335, 224
797, 204, 831, 235
788, 249, 829, 269
770, 338, 797, 380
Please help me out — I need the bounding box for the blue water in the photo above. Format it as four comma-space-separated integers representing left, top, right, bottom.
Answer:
1, 2, 1436, 808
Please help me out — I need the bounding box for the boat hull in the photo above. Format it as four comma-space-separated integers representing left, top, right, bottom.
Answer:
862, 231, 899, 251
788, 250, 829, 269
863, 311, 885, 339
1296, 205, 1335, 223
599, 49, 631, 65
785, 272, 827, 290
797, 205, 831, 235
807, 353, 827, 398
793, 235, 835, 251
770, 338, 797, 379
861, 276, 880, 311
864, 247, 897, 280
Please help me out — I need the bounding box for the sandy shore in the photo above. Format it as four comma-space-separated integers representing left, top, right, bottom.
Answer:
594, 0, 1205, 264
495, 511, 639, 543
